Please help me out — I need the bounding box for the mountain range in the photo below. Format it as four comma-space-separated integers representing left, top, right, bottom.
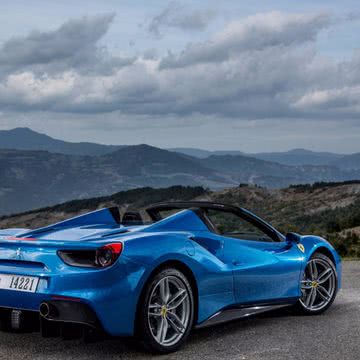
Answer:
1, 128, 355, 167
169, 147, 344, 166
0, 127, 123, 156
0, 127, 359, 215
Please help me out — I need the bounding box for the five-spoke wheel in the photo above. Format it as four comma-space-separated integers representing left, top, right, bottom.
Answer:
137, 268, 194, 353
138, 254, 338, 352
297, 253, 337, 314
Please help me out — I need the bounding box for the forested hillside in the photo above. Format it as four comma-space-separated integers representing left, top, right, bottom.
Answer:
1, 182, 359, 257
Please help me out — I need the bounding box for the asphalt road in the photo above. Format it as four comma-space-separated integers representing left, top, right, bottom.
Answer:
0, 261, 359, 360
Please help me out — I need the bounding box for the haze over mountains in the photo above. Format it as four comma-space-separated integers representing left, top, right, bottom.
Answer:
169, 147, 344, 166
0, 128, 352, 166
0, 127, 123, 156
0, 127, 359, 215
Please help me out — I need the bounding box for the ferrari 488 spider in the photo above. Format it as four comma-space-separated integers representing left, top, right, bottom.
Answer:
0, 202, 341, 353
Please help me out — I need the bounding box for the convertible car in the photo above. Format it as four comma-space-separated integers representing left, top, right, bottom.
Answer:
0, 202, 341, 353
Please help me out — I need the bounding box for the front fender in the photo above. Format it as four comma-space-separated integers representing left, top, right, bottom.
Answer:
300, 235, 342, 290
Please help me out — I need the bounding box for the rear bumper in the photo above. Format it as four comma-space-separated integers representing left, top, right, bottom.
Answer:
40, 300, 101, 329
0, 256, 148, 336
0, 300, 101, 335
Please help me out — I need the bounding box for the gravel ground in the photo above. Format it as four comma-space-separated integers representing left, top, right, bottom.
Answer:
0, 261, 359, 360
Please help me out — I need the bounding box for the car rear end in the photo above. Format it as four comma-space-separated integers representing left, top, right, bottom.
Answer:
0, 235, 143, 338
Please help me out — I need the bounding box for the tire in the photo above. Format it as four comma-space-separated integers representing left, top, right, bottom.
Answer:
136, 268, 195, 354
294, 252, 338, 315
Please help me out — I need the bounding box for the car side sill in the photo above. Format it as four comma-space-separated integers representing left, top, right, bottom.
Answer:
196, 303, 293, 329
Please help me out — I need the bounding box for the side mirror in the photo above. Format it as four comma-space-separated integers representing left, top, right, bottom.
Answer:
285, 232, 301, 245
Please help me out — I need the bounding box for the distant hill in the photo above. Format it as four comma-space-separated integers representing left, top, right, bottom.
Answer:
251, 148, 343, 166
0, 146, 227, 215
1, 145, 360, 215
1, 128, 357, 168
0, 127, 123, 155
198, 154, 360, 188
330, 153, 360, 170
169, 148, 215, 158
2, 182, 360, 257
0, 128, 359, 215
172, 147, 345, 166
169, 148, 245, 158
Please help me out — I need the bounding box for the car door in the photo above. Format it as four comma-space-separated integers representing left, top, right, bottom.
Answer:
205, 208, 303, 305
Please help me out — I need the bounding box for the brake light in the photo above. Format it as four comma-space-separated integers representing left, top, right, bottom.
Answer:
58, 243, 123, 268
96, 243, 123, 268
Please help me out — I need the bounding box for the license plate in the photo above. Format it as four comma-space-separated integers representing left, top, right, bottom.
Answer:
0, 274, 39, 293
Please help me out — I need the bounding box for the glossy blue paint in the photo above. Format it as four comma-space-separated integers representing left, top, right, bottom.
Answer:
0, 207, 342, 336
222, 236, 304, 303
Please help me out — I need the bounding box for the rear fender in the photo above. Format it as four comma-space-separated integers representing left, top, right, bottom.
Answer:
123, 233, 234, 325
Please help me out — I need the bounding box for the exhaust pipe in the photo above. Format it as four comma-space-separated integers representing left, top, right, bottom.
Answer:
39, 303, 50, 317
40, 302, 57, 318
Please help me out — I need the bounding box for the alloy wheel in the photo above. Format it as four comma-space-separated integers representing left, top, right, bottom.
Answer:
300, 258, 336, 311
147, 275, 191, 347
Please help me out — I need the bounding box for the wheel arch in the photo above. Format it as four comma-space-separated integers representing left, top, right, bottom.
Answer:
307, 244, 341, 290
134, 259, 199, 332
311, 246, 336, 266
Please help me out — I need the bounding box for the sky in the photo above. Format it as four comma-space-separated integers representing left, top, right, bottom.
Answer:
0, 0, 360, 153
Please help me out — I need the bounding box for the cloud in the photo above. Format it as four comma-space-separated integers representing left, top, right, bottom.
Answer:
148, 1, 216, 37
0, 11, 360, 122
0, 72, 76, 109
0, 13, 135, 76
159, 11, 331, 68
293, 86, 360, 116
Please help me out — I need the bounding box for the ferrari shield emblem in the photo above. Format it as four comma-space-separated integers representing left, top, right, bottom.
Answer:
297, 244, 305, 253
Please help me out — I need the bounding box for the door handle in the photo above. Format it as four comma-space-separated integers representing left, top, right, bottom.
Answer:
232, 260, 242, 266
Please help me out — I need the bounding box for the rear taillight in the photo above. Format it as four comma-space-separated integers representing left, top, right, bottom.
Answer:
58, 243, 122, 268
95, 243, 122, 267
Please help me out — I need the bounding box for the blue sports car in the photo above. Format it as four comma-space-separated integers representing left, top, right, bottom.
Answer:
0, 202, 341, 353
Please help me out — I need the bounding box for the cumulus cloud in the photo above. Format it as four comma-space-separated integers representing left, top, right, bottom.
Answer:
0, 11, 360, 121
159, 11, 331, 68
148, 1, 216, 37
293, 86, 360, 115
0, 14, 135, 76
0, 72, 76, 110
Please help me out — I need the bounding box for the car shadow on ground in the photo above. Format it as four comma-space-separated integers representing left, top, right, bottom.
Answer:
0, 303, 343, 359
0, 308, 294, 357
